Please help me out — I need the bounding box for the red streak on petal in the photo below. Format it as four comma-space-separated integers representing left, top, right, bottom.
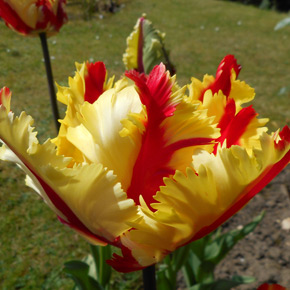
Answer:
217, 98, 236, 132
35, 0, 67, 32
0, 87, 10, 105
29, 167, 115, 245
126, 65, 213, 207
57, 216, 108, 246
137, 17, 145, 73
0, 134, 112, 246
55, 0, 68, 31
107, 245, 145, 272
0, 1, 33, 34
166, 137, 214, 152
275, 126, 290, 151
191, 149, 290, 242
200, 55, 241, 102
213, 102, 257, 154
84, 62, 107, 104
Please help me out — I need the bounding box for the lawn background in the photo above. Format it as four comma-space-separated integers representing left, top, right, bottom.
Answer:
0, 0, 289, 288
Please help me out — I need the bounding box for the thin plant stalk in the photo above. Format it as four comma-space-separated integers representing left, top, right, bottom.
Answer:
39, 32, 60, 132
142, 265, 156, 290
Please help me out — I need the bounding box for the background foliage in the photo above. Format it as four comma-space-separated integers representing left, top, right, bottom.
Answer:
220, 0, 290, 12
0, 0, 289, 288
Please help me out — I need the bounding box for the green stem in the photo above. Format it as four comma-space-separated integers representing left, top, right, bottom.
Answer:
142, 265, 156, 290
164, 255, 176, 288
39, 32, 60, 133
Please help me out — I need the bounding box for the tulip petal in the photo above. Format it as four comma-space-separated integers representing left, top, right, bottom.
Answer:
66, 86, 143, 190
53, 61, 116, 164
188, 55, 254, 111
125, 64, 217, 206
0, 96, 138, 245
0, 87, 11, 113
113, 128, 289, 267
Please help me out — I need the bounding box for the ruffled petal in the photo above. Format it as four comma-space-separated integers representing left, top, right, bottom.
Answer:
188, 55, 241, 102
113, 128, 289, 267
66, 86, 143, 190
125, 64, 217, 206
53, 61, 118, 164
0, 94, 138, 245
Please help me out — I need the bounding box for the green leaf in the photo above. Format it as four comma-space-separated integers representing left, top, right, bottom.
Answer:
172, 243, 192, 272
204, 211, 265, 264
231, 275, 256, 284
274, 17, 290, 30
156, 270, 173, 290
188, 234, 215, 283
182, 259, 197, 287
184, 212, 264, 287
90, 244, 112, 287
188, 275, 255, 290
64, 260, 103, 290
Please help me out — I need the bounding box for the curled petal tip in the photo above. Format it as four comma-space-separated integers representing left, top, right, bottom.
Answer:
0, 86, 12, 112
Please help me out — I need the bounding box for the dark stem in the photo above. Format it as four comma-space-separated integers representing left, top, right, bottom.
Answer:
142, 265, 156, 290
39, 32, 60, 132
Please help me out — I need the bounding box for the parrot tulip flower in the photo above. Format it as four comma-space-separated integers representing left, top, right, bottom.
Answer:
257, 283, 287, 290
0, 0, 67, 36
0, 56, 289, 273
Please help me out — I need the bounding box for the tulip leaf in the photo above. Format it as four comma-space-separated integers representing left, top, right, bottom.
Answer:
156, 270, 172, 290
90, 244, 112, 287
172, 243, 192, 272
64, 260, 103, 290
183, 258, 197, 286
183, 211, 264, 287
203, 211, 265, 264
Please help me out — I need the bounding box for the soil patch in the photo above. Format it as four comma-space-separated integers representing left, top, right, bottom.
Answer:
215, 166, 290, 289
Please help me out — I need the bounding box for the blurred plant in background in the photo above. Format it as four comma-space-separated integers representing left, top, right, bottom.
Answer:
123, 14, 175, 75
274, 16, 290, 30
67, 0, 121, 19
219, 0, 290, 12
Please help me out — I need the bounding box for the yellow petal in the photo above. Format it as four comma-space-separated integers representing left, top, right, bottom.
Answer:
8, 0, 39, 28
188, 75, 215, 102
119, 130, 289, 266
229, 79, 256, 111
0, 104, 138, 244
66, 86, 143, 190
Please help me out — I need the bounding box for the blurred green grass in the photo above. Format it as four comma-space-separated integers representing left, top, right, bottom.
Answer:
0, 0, 289, 288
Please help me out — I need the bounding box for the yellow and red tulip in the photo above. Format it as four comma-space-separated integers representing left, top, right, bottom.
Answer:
0, 56, 289, 272
0, 0, 67, 36
257, 283, 288, 290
